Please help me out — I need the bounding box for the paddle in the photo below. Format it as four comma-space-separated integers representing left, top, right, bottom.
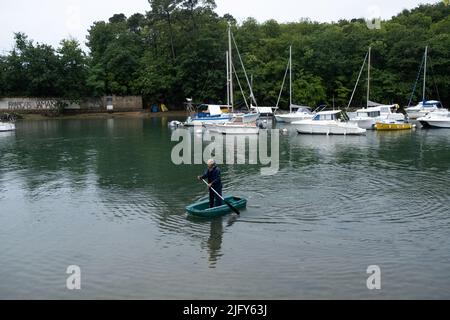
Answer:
202, 179, 240, 215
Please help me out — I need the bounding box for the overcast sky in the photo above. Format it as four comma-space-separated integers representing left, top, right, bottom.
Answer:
0, 0, 439, 52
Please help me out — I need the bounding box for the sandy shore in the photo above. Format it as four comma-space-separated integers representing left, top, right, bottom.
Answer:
20, 111, 187, 121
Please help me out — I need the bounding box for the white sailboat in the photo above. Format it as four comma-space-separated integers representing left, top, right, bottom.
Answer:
206, 24, 260, 135
207, 115, 261, 135
348, 47, 406, 130
406, 46, 446, 119
184, 104, 233, 127
275, 46, 315, 123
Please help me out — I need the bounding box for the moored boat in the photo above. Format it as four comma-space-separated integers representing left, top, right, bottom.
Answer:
418, 109, 450, 128
186, 196, 247, 218
206, 115, 261, 135
184, 104, 233, 127
375, 120, 415, 131
251, 106, 277, 117
405, 47, 445, 119
293, 110, 366, 135
0, 122, 16, 132
405, 100, 444, 120
349, 105, 405, 130
274, 46, 316, 124
275, 106, 314, 123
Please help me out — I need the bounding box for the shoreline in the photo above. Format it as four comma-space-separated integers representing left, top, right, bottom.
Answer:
17, 110, 188, 121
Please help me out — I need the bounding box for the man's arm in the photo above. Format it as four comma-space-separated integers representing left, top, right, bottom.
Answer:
198, 170, 209, 181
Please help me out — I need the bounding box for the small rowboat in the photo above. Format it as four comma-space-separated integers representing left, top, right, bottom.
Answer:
186, 196, 247, 218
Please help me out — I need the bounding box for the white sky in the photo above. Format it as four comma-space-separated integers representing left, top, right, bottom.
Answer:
0, 0, 439, 52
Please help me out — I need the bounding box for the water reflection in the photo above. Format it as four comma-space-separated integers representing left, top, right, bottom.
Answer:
2, 118, 450, 299
187, 214, 238, 268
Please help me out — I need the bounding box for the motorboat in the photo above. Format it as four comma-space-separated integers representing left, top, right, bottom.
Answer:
349, 105, 405, 130
405, 100, 444, 120
418, 109, 450, 128
293, 110, 366, 135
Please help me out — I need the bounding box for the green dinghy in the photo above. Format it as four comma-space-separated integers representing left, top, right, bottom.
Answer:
186, 196, 247, 218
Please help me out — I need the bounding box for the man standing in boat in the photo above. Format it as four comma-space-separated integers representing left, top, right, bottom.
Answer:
198, 159, 223, 208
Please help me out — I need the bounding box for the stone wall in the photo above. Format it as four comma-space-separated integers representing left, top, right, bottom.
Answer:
0, 96, 143, 113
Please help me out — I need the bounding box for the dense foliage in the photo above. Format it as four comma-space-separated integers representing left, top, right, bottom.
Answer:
0, 1, 448, 109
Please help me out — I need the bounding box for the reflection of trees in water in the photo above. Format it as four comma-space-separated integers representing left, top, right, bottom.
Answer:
3, 118, 246, 268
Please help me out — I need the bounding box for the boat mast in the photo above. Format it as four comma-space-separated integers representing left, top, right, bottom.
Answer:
289, 45, 292, 113
226, 51, 230, 106
423, 45, 428, 103
250, 74, 253, 107
367, 46, 371, 108
228, 23, 234, 112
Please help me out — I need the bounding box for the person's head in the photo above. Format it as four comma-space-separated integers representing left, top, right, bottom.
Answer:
207, 159, 216, 169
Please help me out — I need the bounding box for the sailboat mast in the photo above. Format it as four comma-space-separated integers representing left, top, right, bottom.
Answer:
367, 46, 371, 108
423, 45, 428, 103
289, 45, 292, 113
226, 51, 230, 106
228, 24, 234, 112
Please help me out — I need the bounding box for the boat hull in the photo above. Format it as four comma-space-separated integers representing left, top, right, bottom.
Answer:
349, 118, 375, 130
240, 113, 260, 123
0, 122, 16, 132
375, 123, 413, 131
184, 117, 232, 127
206, 124, 260, 135
275, 114, 313, 123
186, 196, 247, 218
407, 111, 429, 120
419, 120, 450, 129
294, 122, 366, 135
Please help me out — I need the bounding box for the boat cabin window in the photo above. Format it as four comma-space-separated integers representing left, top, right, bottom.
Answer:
313, 113, 339, 121
357, 111, 381, 118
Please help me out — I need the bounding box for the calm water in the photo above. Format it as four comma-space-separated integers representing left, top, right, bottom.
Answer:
0, 117, 449, 300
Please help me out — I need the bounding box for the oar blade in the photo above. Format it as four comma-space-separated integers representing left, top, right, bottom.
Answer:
225, 200, 240, 215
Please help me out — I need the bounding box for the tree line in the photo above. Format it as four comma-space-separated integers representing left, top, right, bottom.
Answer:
0, 1, 448, 110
